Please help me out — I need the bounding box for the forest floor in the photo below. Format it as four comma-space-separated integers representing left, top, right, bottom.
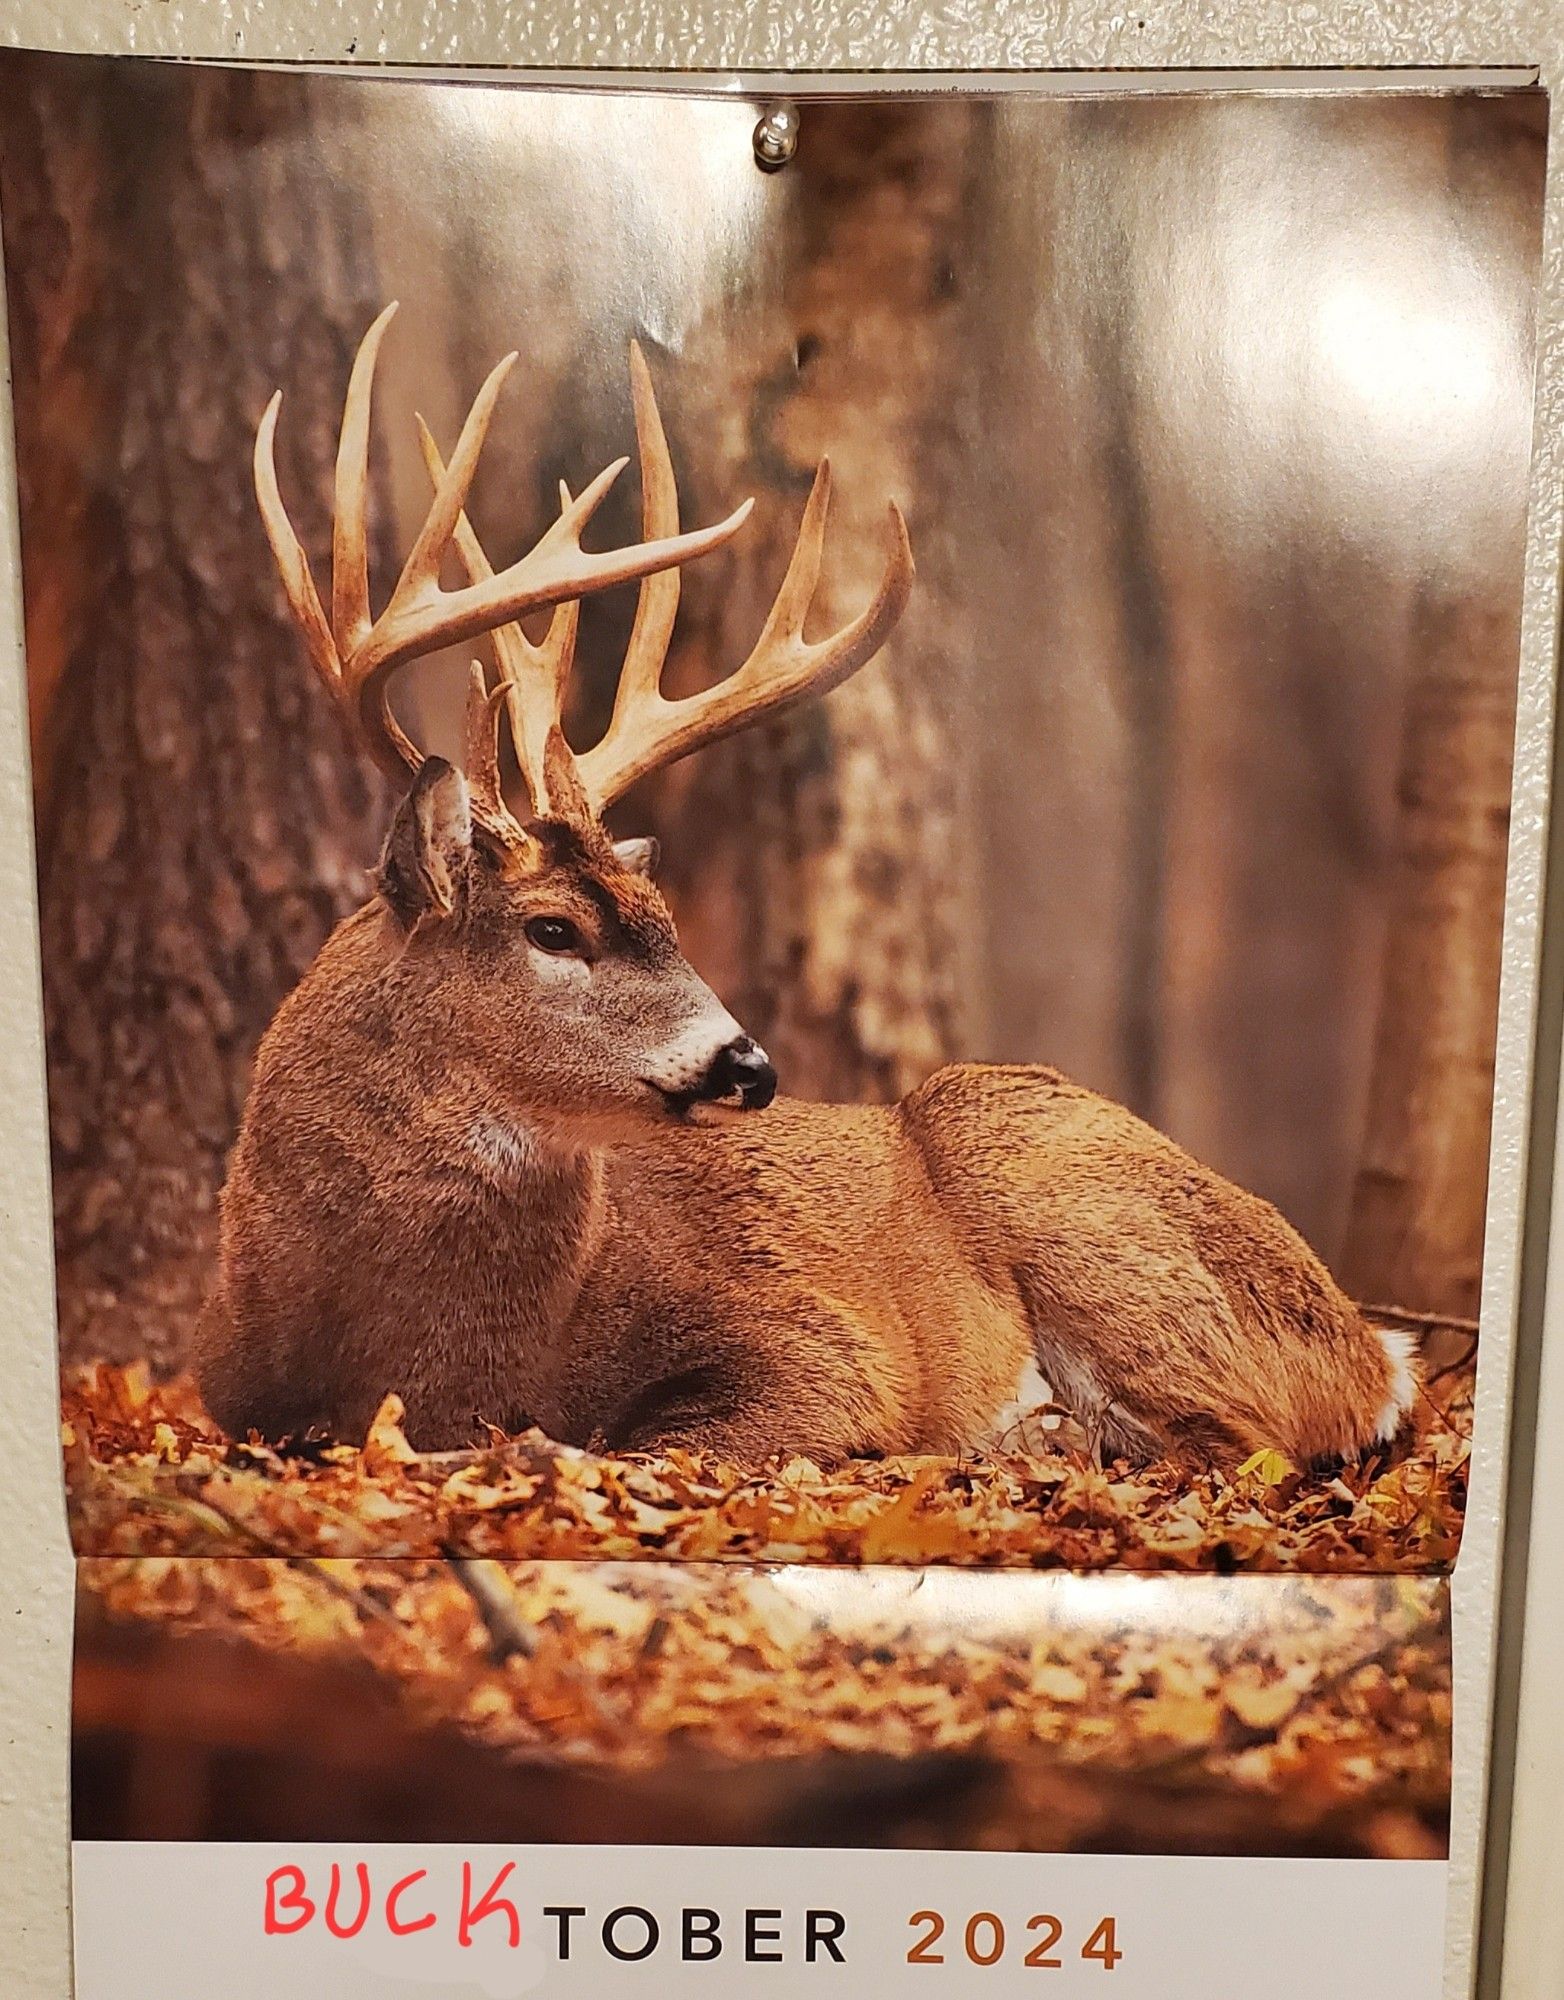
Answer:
64, 1324, 1472, 1570
67, 1333, 1462, 1855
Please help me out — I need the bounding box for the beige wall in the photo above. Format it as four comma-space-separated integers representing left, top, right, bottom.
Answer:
0, 10, 1559, 2000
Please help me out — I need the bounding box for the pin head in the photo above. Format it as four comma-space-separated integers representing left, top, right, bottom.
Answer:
752, 101, 800, 173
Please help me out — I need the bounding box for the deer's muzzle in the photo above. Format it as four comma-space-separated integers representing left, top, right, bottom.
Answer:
702, 1035, 778, 1110
650, 1033, 778, 1118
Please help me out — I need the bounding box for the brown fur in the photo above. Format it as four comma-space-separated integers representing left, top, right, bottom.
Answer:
197, 763, 1412, 1468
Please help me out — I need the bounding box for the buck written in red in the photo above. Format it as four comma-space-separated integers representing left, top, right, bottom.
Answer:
264, 1860, 849, 1965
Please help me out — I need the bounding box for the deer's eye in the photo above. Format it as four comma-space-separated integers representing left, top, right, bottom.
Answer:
525, 915, 586, 956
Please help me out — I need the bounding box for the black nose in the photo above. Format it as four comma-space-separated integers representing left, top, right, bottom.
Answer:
703, 1035, 778, 1110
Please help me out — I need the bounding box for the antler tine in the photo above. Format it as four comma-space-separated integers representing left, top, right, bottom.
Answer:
576, 454, 916, 812
331, 298, 398, 662
610, 339, 683, 718
253, 301, 439, 781
255, 330, 426, 781
255, 304, 755, 799
507, 483, 585, 815
415, 418, 581, 818
346, 414, 752, 766
554, 341, 686, 811
384, 346, 519, 634
461, 659, 534, 845
254, 391, 339, 692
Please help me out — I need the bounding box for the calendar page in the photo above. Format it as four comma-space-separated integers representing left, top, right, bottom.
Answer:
0, 50, 1542, 1995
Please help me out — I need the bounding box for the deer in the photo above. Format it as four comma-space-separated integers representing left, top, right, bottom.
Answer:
196, 302, 1418, 1471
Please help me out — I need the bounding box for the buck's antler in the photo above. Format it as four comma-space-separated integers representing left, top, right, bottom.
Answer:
420, 338, 916, 822
253, 302, 753, 839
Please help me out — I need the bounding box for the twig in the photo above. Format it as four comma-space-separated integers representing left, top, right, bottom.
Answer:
1282, 1632, 1411, 1718
1356, 1300, 1480, 1337
400, 1432, 587, 1479
442, 1556, 632, 1739
1423, 1334, 1479, 1388
447, 1556, 538, 1661
287, 1555, 401, 1628
171, 1470, 386, 1551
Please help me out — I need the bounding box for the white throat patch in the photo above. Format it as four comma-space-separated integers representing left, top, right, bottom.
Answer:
464, 1113, 545, 1183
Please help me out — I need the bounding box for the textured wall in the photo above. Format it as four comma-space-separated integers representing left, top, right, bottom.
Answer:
0, 10, 1558, 2000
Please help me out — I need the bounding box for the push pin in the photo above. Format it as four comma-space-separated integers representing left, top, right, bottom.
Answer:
752, 100, 800, 173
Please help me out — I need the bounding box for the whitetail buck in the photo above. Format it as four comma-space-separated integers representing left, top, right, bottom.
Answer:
197, 304, 1417, 1467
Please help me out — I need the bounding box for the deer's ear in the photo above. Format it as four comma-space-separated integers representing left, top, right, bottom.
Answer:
378, 758, 474, 929
612, 835, 660, 878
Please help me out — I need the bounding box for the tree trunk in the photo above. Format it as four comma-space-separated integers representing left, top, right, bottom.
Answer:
1, 60, 395, 1369
1338, 99, 1542, 1319
1339, 593, 1520, 1318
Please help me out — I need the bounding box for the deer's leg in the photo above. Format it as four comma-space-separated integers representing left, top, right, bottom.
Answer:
1012, 1258, 1260, 1469
597, 1299, 910, 1465
905, 1067, 1379, 1468
193, 1275, 328, 1445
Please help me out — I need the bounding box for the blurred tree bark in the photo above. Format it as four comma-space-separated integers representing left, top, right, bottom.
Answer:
1338, 100, 1540, 1321
1338, 591, 1517, 1320
1, 60, 394, 1369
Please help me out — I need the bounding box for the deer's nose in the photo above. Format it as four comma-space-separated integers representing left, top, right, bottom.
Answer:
703, 1035, 778, 1110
